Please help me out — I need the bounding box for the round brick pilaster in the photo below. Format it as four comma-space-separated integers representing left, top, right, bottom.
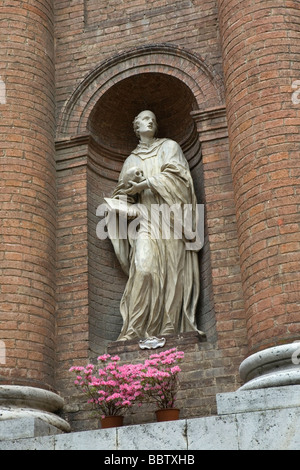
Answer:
217, 0, 300, 355
0, 1, 57, 391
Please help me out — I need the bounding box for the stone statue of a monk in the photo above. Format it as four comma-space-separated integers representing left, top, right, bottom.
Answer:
106, 110, 203, 342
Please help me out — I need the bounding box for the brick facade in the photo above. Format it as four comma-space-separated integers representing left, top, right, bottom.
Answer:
0, 0, 56, 391
0, 0, 299, 432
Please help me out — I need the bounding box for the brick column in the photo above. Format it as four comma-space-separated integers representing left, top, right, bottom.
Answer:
217, 0, 300, 387
192, 107, 247, 355
0, 1, 68, 429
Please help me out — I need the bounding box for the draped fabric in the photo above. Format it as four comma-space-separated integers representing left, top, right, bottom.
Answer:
107, 138, 202, 341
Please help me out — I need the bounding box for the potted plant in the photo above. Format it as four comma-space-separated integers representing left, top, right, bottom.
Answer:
69, 354, 144, 428
140, 347, 185, 422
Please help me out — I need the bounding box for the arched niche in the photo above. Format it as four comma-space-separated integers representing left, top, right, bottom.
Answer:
56, 44, 224, 354
87, 72, 200, 162
57, 43, 224, 139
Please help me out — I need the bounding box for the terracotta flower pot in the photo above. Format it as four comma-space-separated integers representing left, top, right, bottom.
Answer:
155, 408, 180, 422
101, 415, 124, 429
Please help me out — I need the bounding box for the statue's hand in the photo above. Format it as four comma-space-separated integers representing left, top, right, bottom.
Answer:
127, 206, 140, 219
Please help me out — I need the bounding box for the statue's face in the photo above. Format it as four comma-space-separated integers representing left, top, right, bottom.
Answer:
136, 111, 157, 137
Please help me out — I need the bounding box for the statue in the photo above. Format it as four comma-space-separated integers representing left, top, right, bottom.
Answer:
105, 110, 203, 343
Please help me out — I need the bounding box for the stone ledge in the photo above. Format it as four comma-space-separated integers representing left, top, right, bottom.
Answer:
0, 417, 63, 441
107, 331, 207, 355
217, 385, 300, 415
1, 386, 300, 450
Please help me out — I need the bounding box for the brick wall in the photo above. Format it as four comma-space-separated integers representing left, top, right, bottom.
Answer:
0, 0, 57, 390
55, 138, 90, 395
194, 109, 247, 354
217, 0, 300, 354
87, 140, 126, 351
54, 0, 223, 124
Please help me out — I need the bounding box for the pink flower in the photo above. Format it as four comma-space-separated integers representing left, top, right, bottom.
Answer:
111, 355, 120, 362
107, 393, 121, 401
97, 354, 111, 362
69, 366, 84, 372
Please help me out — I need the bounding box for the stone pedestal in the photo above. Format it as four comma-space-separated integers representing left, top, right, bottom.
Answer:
238, 343, 300, 391
0, 386, 70, 433
107, 331, 206, 355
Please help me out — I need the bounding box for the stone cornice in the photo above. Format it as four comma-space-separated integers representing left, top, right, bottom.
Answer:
191, 106, 228, 142
55, 127, 201, 175
55, 134, 124, 180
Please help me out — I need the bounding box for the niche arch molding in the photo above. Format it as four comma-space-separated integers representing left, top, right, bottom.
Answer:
57, 43, 224, 141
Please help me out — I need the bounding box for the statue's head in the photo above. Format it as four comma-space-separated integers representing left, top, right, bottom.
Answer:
133, 110, 158, 138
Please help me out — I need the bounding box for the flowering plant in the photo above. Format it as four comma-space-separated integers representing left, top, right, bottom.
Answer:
140, 348, 184, 410
69, 348, 185, 418
69, 354, 144, 418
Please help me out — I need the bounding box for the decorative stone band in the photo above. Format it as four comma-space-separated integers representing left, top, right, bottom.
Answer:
239, 343, 300, 391
0, 386, 70, 433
